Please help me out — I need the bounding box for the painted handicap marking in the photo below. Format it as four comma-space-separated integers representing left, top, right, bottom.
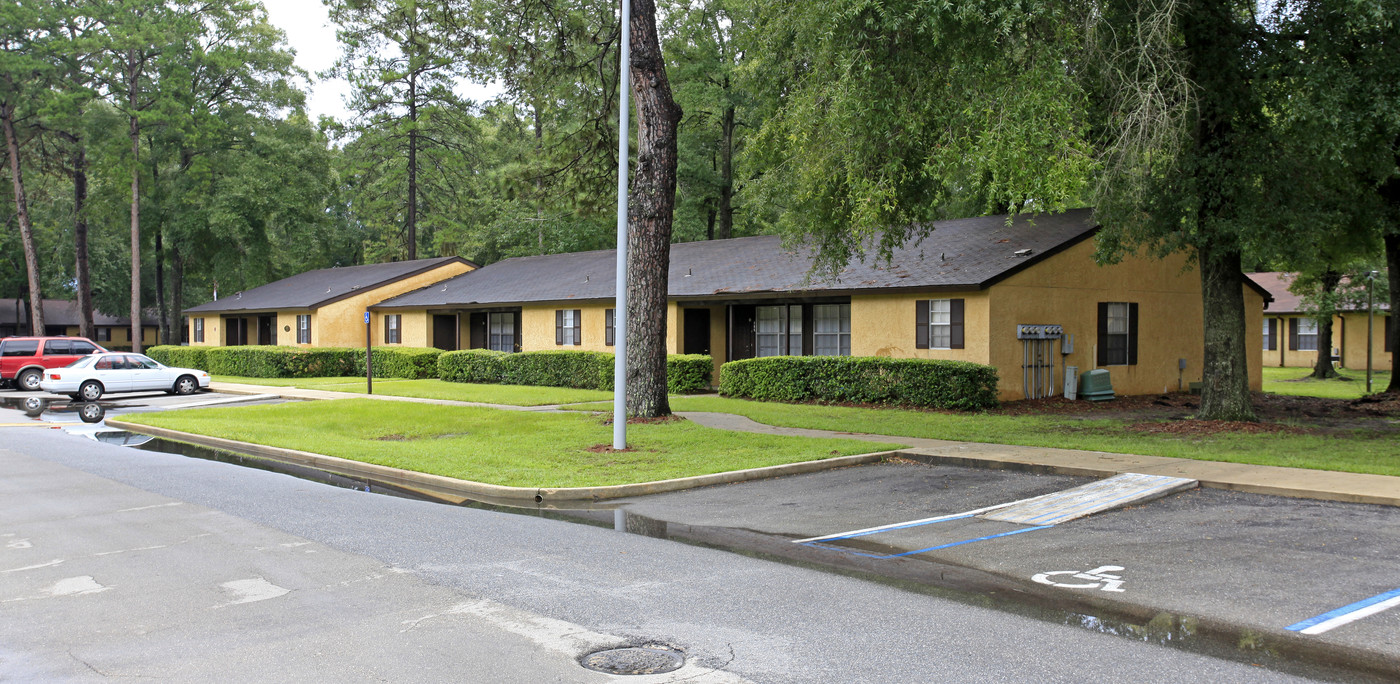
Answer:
1033, 565, 1127, 592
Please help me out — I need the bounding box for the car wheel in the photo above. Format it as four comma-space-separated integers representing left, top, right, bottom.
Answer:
17, 369, 42, 391
78, 380, 104, 402
174, 375, 198, 396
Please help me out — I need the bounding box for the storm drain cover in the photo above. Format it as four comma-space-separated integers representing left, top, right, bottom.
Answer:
580, 644, 685, 675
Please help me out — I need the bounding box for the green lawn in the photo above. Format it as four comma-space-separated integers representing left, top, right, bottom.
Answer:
122, 399, 900, 488
1260, 366, 1393, 400
624, 396, 1400, 477
214, 376, 613, 406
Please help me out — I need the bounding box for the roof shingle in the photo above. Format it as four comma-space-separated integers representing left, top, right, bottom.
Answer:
184, 257, 474, 314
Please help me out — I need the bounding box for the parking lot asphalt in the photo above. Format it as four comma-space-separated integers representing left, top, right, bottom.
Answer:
608, 461, 1400, 676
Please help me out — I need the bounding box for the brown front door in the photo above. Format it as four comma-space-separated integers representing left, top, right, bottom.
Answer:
257, 315, 276, 345
728, 305, 756, 360
684, 309, 710, 355
433, 314, 458, 351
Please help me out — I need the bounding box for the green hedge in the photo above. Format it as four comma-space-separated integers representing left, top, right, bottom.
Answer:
355, 347, 444, 379
718, 356, 998, 410
437, 349, 713, 393
146, 345, 208, 370
203, 346, 358, 378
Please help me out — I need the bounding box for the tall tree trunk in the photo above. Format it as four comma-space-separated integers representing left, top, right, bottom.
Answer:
1311, 270, 1341, 379
1385, 231, 1399, 393
534, 103, 544, 255
155, 228, 169, 345
1183, 0, 1256, 421
129, 51, 142, 354
717, 102, 735, 240
171, 247, 184, 344
406, 71, 418, 260
1198, 243, 1256, 421
624, 0, 683, 418
1, 98, 44, 335
73, 144, 94, 340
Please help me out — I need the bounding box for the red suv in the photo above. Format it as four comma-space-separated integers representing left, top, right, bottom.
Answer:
0, 337, 107, 391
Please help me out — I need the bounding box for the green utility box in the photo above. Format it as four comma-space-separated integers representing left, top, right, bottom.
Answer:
1079, 369, 1115, 402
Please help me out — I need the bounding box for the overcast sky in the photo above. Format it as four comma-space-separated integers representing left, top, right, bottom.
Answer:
262, 0, 501, 123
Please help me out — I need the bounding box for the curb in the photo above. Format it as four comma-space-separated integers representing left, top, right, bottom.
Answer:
897, 449, 1400, 508
104, 419, 893, 504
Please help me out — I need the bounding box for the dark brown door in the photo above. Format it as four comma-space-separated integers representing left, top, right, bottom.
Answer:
433, 314, 458, 351
684, 309, 711, 355
257, 315, 275, 345
225, 317, 247, 346
728, 305, 755, 360
468, 312, 487, 349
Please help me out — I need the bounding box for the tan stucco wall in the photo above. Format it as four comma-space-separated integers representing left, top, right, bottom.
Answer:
987, 238, 1264, 399
849, 292, 991, 364
1338, 313, 1392, 371
520, 303, 619, 352
1261, 315, 1324, 368
62, 325, 156, 346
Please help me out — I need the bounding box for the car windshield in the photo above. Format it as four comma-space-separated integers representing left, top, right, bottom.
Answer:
65, 355, 97, 369
128, 355, 163, 369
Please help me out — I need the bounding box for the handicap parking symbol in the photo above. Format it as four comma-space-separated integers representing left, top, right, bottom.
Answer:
1032, 565, 1126, 593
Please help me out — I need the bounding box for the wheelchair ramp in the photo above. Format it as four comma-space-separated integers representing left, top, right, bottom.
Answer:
979, 473, 1196, 525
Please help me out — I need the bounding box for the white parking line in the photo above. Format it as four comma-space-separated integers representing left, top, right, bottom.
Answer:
175, 394, 280, 409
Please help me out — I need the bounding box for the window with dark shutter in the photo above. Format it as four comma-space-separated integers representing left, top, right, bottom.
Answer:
606, 309, 615, 346
556, 310, 564, 345
915, 300, 929, 349
949, 298, 965, 350
1263, 318, 1276, 351
573, 309, 582, 345
1385, 315, 1392, 353
1097, 302, 1134, 365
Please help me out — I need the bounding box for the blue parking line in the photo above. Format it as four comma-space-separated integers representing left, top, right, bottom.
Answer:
1286, 587, 1400, 634
805, 525, 1054, 560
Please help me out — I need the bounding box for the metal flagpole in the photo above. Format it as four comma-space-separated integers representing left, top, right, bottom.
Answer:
613, 0, 631, 450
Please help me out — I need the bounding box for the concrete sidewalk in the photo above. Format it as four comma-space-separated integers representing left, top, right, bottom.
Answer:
208, 381, 1400, 508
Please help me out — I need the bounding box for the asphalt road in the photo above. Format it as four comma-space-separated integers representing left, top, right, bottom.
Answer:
1, 422, 1359, 683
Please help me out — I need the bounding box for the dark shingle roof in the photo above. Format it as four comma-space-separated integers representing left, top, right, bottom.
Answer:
0, 299, 157, 326
184, 257, 475, 314
377, 210, 1103, 309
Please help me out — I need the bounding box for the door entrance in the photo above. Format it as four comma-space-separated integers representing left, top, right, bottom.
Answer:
432, 314, 458, 351
684, 309, 711, 355
257, 315, 277, 345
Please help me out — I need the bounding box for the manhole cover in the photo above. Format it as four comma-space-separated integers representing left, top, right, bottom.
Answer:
580, 644, 685, 675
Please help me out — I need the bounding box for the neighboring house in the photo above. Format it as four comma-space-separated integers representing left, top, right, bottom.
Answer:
1251, 272, 1392, 371
0, 299, 158, 347
184, 257, 477, 348
374, 210, 1270, 400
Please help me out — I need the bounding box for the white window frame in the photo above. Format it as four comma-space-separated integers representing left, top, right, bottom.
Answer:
560, 309, 578, 346
297, 315, 311, 344
386, 314, 401, 344
489, 312, 515, 352
929, 299, 952, 350
1297, 318, 1318, 351
813, 304, 851, 357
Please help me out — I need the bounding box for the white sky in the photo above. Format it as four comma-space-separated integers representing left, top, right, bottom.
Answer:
262, 0, 503, 123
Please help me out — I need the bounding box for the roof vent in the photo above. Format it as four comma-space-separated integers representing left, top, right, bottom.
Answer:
1014, 248, 1034, 257
685, 267, 692, 277
236, 292, 242, 299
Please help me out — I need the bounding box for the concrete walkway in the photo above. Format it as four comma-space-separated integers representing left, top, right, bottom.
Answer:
208, 381, 1400, 508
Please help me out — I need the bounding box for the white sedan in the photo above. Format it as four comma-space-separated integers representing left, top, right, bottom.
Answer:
40, 352, 210, 401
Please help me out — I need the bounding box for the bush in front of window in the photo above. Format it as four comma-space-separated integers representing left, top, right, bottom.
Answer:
718, 356, 998, 410
202, 346, 359, 378
146, 345, 208, 370
436, 350, 713, 393
438, 349, 508, 383
355, 347, 443, 379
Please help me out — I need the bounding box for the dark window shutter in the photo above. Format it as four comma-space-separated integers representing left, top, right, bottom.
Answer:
950, 299, 965, 350
915, 300, 930, 349
556, 310, 563, 345
1096, 302, 1109, 366
1127, 302, 1139, 365
606, 309, 615, 346
1266, 318, 1277, 351
383, 316, 391, 344
573, 309, 582, 345
1385, 315, 1392, 353
1289, 317, 1299, 351
512, 311, 522, 352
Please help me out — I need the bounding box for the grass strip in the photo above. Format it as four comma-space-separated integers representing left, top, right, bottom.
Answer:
213, 376, 613, 406
631, 396, 1400, 477
1261, 367, 1393, 400
123, 399, 901, 488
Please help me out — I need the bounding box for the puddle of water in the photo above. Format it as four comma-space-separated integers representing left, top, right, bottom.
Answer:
102, 434, 1392, 683
0, 396, 114, 423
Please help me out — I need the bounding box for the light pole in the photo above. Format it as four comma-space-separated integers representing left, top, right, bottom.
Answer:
1367, 270, 1377, 395
613, 0, 631, 450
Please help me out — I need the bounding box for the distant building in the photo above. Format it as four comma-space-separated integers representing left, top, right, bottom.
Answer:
184, 257, 476, 348
0, 299, 157, 348
1251, 272, 1391, 371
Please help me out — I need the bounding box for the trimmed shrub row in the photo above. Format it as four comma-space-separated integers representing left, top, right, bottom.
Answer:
718, 356, 998, 410
145, 345, 443, 380
438, 350, 713, 394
